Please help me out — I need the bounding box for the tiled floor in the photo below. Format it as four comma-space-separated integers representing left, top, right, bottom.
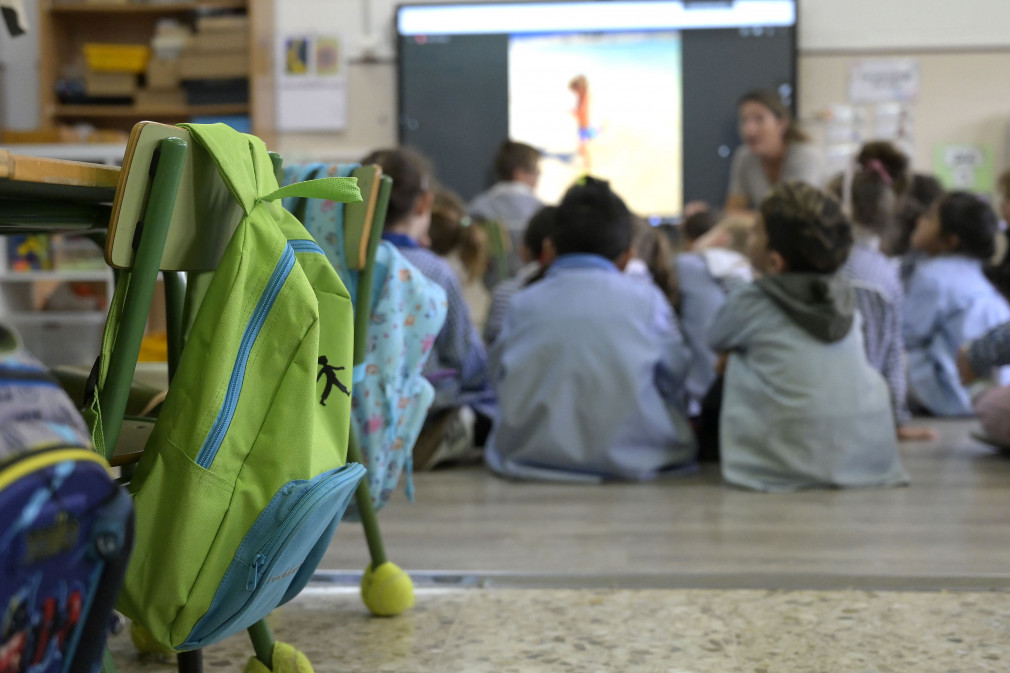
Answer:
110, 419, 1010, 671
324, 420, 1010, 585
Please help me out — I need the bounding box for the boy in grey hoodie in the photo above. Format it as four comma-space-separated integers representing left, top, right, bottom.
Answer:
707, 182, 908, 491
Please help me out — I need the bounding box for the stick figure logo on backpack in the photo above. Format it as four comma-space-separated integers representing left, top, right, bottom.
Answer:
317, 356, 349, 406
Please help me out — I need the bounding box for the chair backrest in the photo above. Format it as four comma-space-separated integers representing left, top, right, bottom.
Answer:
476, 217, 511, 280
344, 165, 382, 272
281, 163, 442, 512
281, 163, 391, 365
106, 121, 244, 272
350, 175, 392, 366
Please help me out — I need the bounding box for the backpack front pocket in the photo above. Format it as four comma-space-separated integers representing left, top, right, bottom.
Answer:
178, 462, 364, 649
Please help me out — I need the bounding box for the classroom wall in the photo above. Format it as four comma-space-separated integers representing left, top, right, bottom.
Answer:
3, 0, 1010, 180
797, 0, 1010, 52
273, 0, 1010, 177
798, 50, 1010, 181
356, 0, 1010, 55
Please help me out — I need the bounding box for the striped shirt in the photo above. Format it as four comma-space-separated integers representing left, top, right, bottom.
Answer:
841, 239, 910, 424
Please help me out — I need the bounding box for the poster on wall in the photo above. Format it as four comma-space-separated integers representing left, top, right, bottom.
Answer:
933, 144, 995, 196
849, 59, 919, 104
276, 33, 348, 132
818, 58, 919, 179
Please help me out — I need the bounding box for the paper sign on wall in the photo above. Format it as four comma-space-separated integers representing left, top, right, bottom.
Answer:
933, 144, 994, 195
276, 33, 347, 132
849, 59, 919, 103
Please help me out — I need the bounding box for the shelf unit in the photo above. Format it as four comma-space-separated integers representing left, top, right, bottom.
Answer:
49, 1, 247, 13
0, 241, 115, 368
52, 103, 251, 118
37, 0, 276, 144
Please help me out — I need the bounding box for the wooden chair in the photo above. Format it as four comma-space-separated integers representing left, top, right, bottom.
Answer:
475, 216, 512, 282
334, 170, 398, 571
280, 160, 404, 585
88, 122, 405, 671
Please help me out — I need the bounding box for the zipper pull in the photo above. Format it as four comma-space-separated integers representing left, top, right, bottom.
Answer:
246, 554, 266, 591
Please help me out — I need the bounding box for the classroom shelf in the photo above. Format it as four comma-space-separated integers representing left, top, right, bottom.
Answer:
38, 0, 274, 142
49, 2, 247, 14
52, 103, 251, 118
0, 270, 111, 282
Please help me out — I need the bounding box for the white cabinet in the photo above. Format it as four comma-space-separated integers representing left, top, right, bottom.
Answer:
0, 237, 113, 367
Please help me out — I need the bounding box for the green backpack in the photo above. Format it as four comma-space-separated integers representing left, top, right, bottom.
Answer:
103, 124, 366, 650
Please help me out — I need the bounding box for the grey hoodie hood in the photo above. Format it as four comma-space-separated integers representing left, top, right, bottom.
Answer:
755, 273, 855, 343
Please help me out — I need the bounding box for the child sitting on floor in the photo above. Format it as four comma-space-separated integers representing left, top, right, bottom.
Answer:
625, 219, 679, 310
469, 139, 544, 277
360, 148, 494, 470
830, 161, 935, 440
959, 319, 1010, 447
486, 177, 696, 482
429, 188, 492, 330
675, 209, 754, 414
708, 181, 908, 491
903, 191, 1010, 416
483, 205, 556, 346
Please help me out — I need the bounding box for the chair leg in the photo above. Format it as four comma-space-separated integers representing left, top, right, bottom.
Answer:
247, 619, 274, 668
177, 650, 202, 673
100, 647, 117, 673
346, 429, 387, 567
347, 428, 415, 616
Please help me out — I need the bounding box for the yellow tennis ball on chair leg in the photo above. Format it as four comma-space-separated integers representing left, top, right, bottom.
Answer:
360, 562, 415, 616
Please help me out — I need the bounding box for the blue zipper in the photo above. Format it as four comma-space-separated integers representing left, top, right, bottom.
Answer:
245, 463, 364, 592
195, 244, 296, 468
288, 239, 325, 256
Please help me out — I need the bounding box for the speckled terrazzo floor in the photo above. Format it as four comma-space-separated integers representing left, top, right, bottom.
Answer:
110, 586, 1010, 672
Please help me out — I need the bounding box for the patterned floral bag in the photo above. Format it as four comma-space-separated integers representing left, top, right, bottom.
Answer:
283, 163, 447, 510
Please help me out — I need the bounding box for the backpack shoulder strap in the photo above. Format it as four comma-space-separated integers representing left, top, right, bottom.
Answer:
282, 162, 326, 216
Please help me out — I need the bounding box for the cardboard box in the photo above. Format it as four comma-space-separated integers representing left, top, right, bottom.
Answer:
136, 88, 187, 108
84, 70, 137, 97
196, 14, 249, 33
192, 30, 248, 53
147, 58, 181, 89
179, 52, 248, 80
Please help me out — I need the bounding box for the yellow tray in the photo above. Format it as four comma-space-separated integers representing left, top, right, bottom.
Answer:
84, 43, 151, 74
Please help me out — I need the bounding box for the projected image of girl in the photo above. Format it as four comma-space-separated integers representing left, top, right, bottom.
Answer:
568, 74, 598, 170
509, 32, 682, 216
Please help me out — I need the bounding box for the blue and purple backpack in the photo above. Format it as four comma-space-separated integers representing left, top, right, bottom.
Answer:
0, 322, 133, 673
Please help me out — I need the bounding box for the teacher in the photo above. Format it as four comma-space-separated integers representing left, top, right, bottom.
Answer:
725, 89, 823, 212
